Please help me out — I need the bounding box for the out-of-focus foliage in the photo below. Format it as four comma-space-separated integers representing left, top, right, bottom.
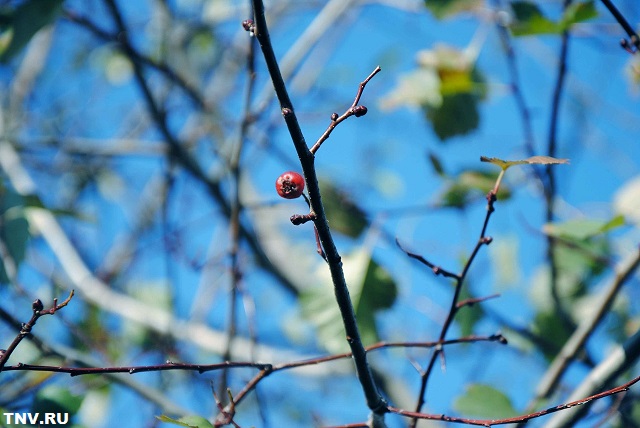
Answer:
0, 0, 638, 427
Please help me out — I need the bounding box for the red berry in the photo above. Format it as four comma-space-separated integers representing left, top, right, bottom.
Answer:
276, 171, 305, 199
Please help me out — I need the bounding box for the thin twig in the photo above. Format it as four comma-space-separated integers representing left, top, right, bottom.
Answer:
310, 66, 381, 154
408, 191, 497, 427
0, 291, 75, 371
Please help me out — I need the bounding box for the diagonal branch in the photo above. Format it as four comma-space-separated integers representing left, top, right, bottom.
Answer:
250, 0, 387, 420
101, 0, 298, 295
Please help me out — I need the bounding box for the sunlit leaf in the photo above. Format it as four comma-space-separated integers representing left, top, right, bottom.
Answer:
543, 215, 625, 241
423, 0, 484, 19
614, 175, 640, 225
383, 45, 486, 141
454, 384, 518, 418
300, 249, 397, 353
560, 1, 598, 30
156, 415, 214, 428
379, 68, 441, 110
480, 155, 569, 170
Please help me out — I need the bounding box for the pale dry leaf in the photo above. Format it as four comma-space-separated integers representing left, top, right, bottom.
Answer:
480, 155, 569, 170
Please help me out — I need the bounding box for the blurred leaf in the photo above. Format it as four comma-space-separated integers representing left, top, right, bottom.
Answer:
489, 236, 521, 288
0, 0, 64, 62
423, 0, 483, 19
0, 187, 30, 283
454, 384, 518, 418
543, 215, 625, 241
614, 175, 640, 225
456, 286, 484, 337
32, 385, 83, 416
480, 155, 569, 170
510, 1, 597, 36
156, 415, 214, 428
626, 55, 640, 90
437, 170, 511, 208
560, 1, 598, 30
300, 249, 397, 352
428, 151, 447, 177
510, 1, 558, 36
426, 92, 480, 140
532, 310, 573, 360
319, 181, 368, 238
379, 68, 441, 110
382, 45, 486, 140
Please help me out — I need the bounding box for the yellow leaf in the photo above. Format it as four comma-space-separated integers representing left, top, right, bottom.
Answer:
480, 155, 569, 170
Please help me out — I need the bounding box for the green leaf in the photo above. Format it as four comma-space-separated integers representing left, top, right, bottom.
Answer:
560, 1, 598, 31
454, 384, 518, 419
319, 181, 368, 238
423, 0, 483, 19
456, 285, 484, 337
437, 170, 511, 208
543, 215, 625, 241
510, 1, 559, 36
32, 385, 83, 416
300, 250, 397, 352
426, 92, 480, 140
532, 309, 573, 360
0, 188, 30, 283
382, 45, 486, 140
156, 415, 214, 428
427, 151, 447, 177
510, 1, 598, 36
0, 0, 64, 62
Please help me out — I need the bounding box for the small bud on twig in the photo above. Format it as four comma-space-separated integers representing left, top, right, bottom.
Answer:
242, 19, 255, 33
32, 299, 43, 313
352, 105, 368, 117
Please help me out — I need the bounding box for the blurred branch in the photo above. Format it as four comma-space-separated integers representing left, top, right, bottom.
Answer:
546, 328, 640, 427
219, 14, 258, 404
64, 9, 207, 109
526, 247, 640, 413
491, 0, 545, 190
101, 0, 299, 295
545, 0, 575, 334
0, 140, 318, 369
250, 0, 387, 420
